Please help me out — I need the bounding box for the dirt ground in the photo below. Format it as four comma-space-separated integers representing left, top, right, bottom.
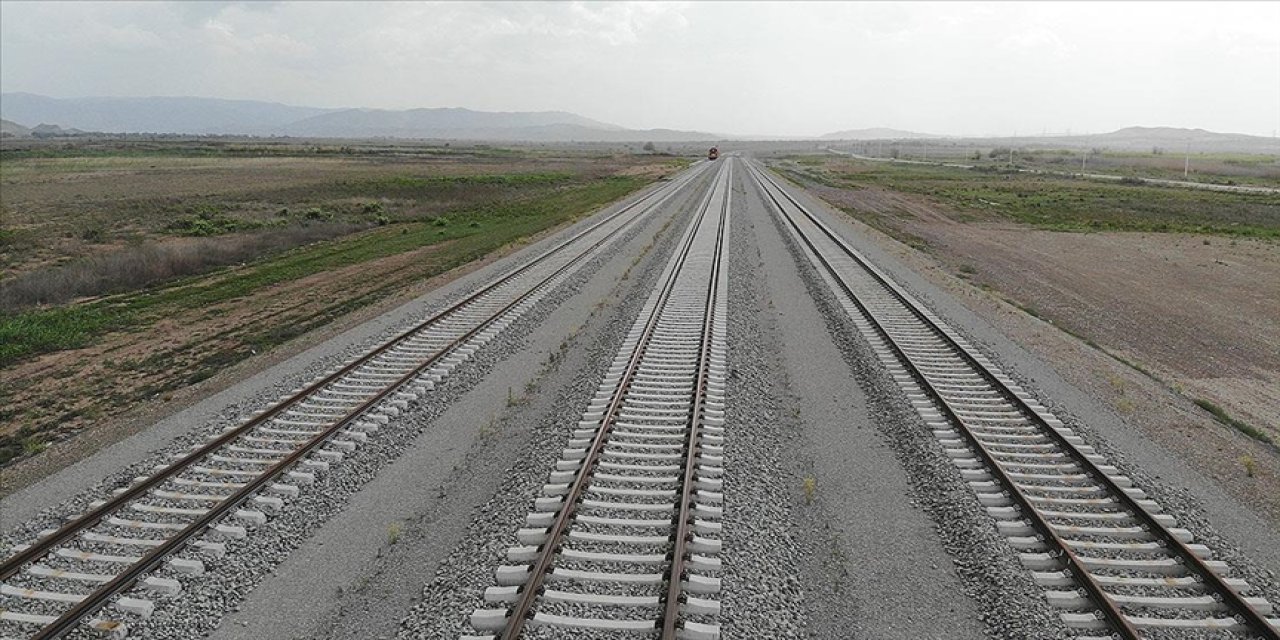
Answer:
778, 177, 1280, 531
805, 182, 1280, 443
1, 239, 453, 438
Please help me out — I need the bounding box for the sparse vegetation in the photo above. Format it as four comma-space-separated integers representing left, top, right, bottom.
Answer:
1192, 398, 1272, 445
478, 416, 500, 440
1241, 455, 1256, 478
1, 140, 671, 467
22, 437, 46, 456
802, 476, 817, 504
778, 157, 1280, 238
506, 386, 529, 407
1, 224, 363, 309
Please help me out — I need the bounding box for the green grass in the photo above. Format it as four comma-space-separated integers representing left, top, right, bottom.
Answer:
0, 305, 134, 367
0, 175, 647, 368
783, 159, 1280, 238
1192, 398, 1274, 445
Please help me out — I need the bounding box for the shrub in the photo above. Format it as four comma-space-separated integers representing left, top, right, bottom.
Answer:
1, 223, 365, 310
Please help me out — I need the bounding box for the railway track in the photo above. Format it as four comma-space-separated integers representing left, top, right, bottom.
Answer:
745, 160, 1280, 639
0, 161, 712, 640
463, 159, 732, 640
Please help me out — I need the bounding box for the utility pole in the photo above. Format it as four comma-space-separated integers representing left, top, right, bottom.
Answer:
1184, 140, 1191, 179
1082, 150, 1087, 172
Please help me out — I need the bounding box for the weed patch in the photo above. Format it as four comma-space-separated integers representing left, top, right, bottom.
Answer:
1193, 398, 1273, 445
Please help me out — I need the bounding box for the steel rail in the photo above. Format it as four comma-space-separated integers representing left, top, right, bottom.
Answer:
747, 161, 1278, 639
499, 161, 729, 639
4, 162, 710, 639
660, 160, 730, 639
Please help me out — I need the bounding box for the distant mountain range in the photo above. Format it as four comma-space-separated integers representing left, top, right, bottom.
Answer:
819, 127, 937, 140
1, 118, 31, 137
1075, 126, 1276, 151
2, 93, 1275, 152
935, 127, 1279, 154
0, 93, 719, 142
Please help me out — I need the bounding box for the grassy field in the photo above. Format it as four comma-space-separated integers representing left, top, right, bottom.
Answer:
774, 156, 1280, 238
0, 139, 684, 465
825, 145, 1280, 188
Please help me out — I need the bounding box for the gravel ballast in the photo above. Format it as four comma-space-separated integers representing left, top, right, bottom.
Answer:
717, 174, 809, 639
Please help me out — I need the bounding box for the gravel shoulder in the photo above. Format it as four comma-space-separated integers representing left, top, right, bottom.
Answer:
764, 165, 1280, 592
727, 167, 986, 639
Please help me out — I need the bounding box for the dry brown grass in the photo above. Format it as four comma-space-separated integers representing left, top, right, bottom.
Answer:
1, 223, 362, 309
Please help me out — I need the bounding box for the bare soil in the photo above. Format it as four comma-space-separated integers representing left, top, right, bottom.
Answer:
785, 179, 1280, 529
2, 240, 455, 441
810, 183, 1280, 442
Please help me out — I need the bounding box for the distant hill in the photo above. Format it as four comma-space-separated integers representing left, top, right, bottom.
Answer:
282, 107, 623, 138
1088, 126, 1275, 150
30, 123, 87, 137
0, 93, 719, 142
818, 125, 1278, 154
820, 127, 938, 140
0, 118, 31, 137
940, 127, 1280, 154
0, 93, 334, 135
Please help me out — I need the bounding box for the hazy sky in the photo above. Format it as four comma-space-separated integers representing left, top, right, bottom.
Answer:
2, 1, 1278, 137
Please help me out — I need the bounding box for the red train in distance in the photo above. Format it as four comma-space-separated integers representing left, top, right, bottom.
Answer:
708, 147, 719, 161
